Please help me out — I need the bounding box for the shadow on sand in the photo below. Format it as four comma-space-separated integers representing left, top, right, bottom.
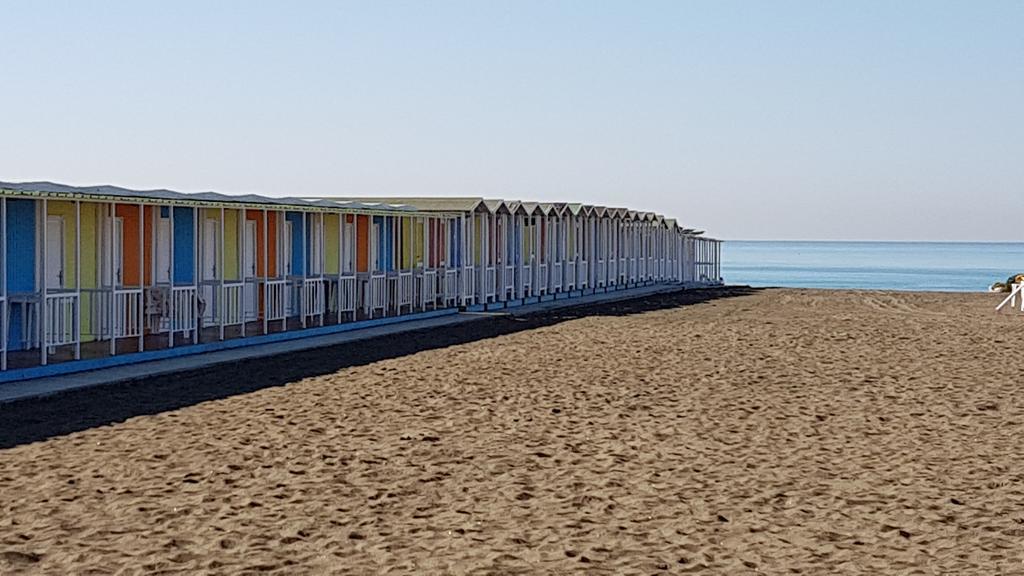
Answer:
0, 286, 759, 449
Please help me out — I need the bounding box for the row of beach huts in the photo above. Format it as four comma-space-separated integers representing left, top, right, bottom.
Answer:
0, 181, 722, 382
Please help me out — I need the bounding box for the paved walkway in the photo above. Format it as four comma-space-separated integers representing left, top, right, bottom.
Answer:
0, 283, 686, 404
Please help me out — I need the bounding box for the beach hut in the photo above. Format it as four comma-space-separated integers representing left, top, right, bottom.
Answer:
1, 181, 720, 381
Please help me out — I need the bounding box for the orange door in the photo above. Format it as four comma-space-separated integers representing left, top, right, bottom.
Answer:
114, 204, 142, 286
356, 215, 369, 273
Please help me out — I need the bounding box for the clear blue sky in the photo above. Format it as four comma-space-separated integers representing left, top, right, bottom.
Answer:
1, 1, 1021, 241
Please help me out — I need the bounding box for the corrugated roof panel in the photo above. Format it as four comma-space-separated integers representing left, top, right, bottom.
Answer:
0, 181, 418, 213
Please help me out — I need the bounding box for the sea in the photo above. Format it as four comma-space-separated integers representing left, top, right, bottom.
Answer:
722, 241, 1024, 293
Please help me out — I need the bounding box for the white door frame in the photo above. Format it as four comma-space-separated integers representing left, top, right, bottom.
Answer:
45, 215, 65, 289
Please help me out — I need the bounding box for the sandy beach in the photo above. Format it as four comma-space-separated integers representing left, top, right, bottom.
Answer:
2, 287, 1023, 574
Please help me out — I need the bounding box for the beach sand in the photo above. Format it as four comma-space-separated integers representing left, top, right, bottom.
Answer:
2, 288, 1023, 574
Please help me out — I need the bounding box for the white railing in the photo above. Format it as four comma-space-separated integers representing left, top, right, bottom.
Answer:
86, 288, 143, 339
171, 285, 198, 333
462, 266, 475, 306
264, 280, 287, 322
596, 259, 606, 287
443, 268, 459, 307
565, 260, 576, 291
503, 265, 516, 297
419, 269, 438, 309
538, 263, 548, 294
198, 281, 216, 323
218, 282, 245, 328
648, 257, 655, 280
398, 271, 414, 312
630, 257, 638, 282
485, 266, 497, 302
619, 258, 627, 283
639, 257, 647, 280
44, 292, 79, 347
301, 277, 326, 321
336, 275, 357, 317
608, 259, 617, 286
370, 272, 387, 315
243, 279, 259, 321
521, 261, 532, 296
578, 260, 589, 289
114, 288, 144, 338
385, 274, 399, 313
551, 262, 562, 293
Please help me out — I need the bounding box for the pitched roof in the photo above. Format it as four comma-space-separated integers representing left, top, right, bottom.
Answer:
0, 181, 417, 213
318, 196, 484, 213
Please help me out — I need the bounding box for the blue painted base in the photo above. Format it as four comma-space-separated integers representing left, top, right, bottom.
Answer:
0, 308, 459, 385
1, 282, 693, 385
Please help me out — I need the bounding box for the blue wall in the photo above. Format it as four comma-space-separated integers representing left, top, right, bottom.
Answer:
172, 207, 194, 284
6, 199, 37, 349
285, 212, 304, 275
449, 219, 462, 267
512, 219, 520, 265
372, 216, 396, 271
6, 199, 35, 292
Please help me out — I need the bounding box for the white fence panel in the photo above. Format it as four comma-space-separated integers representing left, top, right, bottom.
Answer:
301, 278, 326, 321
462, 266, 475, 306
171, 286, 198, 333
337, 275, 357, 316
219, 283, 245, 328
485, 266, 497, 301
443, 268, 460, 307
264, 280, 287, 322
419, 269, 438, 309
114, 289, 144, 337
45, 293, 78, 347
503, 265, 516, 298
369, 272, 388, 315
398, 271, 414, 312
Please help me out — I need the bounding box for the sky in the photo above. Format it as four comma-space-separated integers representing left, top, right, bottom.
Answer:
1, 1, 1021, 241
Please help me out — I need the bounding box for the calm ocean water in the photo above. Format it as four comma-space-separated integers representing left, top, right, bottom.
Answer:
722, 241, 1024, 292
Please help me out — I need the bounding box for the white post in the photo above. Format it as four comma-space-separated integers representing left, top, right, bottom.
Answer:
238, 208, 245, 337
169, 205, 175, 348
462, 213, 468, 304
300, 212, 307, 328
219, 205, 226, 341
342, 210, 350, 323
262, 208, 268, 335
74, 201, 81, 360
717, 241, 722, 282
280, 210, 286, 331
40, 198, 48, 365
480, 212, 487, 302
138, 203, 144, 351
192, 206, 199, 344
108, 202, 116, 356
318, 212, 324, 325
1, 196, 6, 371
